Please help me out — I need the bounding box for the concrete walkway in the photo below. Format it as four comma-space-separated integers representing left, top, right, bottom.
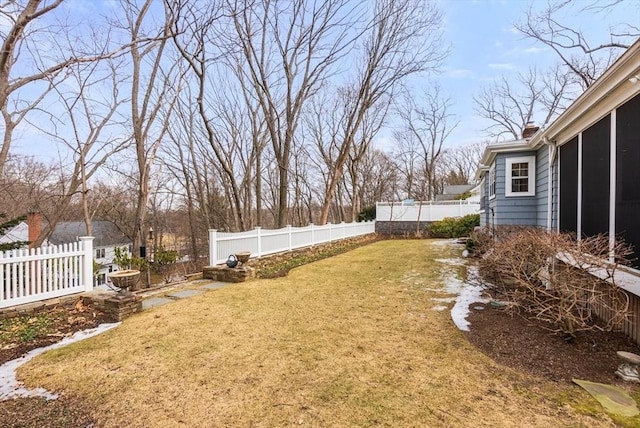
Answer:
140, 280, 230, 310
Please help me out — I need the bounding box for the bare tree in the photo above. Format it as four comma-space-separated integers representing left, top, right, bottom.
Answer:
316, 0, 447, 225
474, 66, 571, 140
0, 0, 133, 176
515, 0, 638, 89
118, 0, 178, 257
439, 141, 487, 186
26, 56, 130, 245
225, 0, 362, 228
395, 85, 457, 200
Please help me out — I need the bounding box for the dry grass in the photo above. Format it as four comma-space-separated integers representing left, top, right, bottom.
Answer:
19, 240, 616, 427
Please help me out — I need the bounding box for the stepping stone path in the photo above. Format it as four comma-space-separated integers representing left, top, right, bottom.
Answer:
142, 297, 174, 310
141, 282, 230, 311
166, 289, 204, 299
200, 282, 228, 290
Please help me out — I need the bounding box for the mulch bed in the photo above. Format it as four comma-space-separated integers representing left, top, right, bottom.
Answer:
466, 300, 640, 384
0, 299, 112, 366
1, 300, 111, 428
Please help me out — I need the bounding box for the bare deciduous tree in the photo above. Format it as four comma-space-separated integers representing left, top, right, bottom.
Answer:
474, 66, 570, 140
225, 0, 362, 228
26, 56, 130, 245
317, 0, 447, 225
394, 85, 457, 200
515, 0, 638, 89
119, 0, 178, 257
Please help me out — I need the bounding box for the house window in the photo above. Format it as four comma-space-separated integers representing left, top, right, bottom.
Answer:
489, 166, 496, 199
96, 248, 105, 258
505, 156, 536, 197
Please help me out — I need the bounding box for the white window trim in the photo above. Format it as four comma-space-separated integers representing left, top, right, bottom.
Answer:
488, 165, 496, 200
505, 156, 536, 197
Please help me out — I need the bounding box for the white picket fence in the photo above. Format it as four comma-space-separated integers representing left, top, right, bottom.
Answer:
376, 200, 481, 222
208, 221, 375, 265
0, 237, 94, 309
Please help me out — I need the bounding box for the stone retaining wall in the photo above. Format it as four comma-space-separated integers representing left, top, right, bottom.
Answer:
375, 221, 432, 236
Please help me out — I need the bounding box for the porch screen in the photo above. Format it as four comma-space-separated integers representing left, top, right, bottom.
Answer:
559, 137, 578, 234
616, 93, 640, 268
581, 114, 610, 238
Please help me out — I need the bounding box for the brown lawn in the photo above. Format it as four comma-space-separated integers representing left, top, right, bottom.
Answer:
18, 240, 621, 427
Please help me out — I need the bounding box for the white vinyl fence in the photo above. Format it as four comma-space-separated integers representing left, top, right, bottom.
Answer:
0, 237, 94, 309
209, 221, 375, 265
376, 200, 481, 222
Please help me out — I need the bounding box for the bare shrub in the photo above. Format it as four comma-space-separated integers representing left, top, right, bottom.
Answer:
479, 228, 633, 338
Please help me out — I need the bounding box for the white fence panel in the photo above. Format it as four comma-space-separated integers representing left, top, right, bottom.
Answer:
261, 227, 291, 255
376, 201, 481, 222
291, 225, 313, 249
0, 237, 94, 309
209, 221, 375, 265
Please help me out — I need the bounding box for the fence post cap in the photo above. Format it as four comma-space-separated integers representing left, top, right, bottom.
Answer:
208, 229, 218, 232
78, 236, 94, 241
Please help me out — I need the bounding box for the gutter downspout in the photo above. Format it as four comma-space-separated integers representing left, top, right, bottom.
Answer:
545, 137, 557, 231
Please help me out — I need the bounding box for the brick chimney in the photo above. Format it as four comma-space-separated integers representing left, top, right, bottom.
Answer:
27, 212, 42, 248
522, 122, 540, 139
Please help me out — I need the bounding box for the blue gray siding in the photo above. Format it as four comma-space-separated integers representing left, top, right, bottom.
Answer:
490, 151, 540, 227
535, 145, 549, 228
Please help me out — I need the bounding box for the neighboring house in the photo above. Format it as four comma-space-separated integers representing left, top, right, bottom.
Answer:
434, 184, 475, 202
0, 220, 28, 248
0, 212, 48, 249
475, 38, 640, 272
49, 221, 132, 286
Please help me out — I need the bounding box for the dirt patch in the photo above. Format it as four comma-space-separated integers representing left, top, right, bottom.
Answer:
466, 299, 640, 384
1, 299, 109, 427
1, 299, 111, 366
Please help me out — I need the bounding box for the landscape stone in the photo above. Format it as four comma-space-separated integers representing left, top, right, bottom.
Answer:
166, 289, 204, 299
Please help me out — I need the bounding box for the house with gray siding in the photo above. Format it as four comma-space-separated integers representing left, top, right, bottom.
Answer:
476, 37, 640, 270
475, 37, 640, 343
477, 141, 551, 230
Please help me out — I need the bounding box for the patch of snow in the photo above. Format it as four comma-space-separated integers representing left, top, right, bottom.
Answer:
432, 305, 448, 311
430, 239, 461, 247
434, 258, 467, 267
439, 274, 466, 295
0, 322, 120, 401
451, 284, 490, 332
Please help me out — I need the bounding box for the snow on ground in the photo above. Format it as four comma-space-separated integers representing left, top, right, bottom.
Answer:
0, 322, 120, 401
450, 281, 489, 331
434, 258, 467, 267
431, 243, 489, 330
430, 239, 463, 247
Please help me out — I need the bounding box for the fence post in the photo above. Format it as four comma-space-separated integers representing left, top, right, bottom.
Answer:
310, 223, 315, 246
256, 227, 262, 257
328, 222, 333, 242
209, 229, 217, 266
458, 200, 462, 216
287, 225, 292, 251
79, 236, 94, 292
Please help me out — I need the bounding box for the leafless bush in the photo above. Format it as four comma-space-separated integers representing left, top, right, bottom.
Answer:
478, 228, 633, 338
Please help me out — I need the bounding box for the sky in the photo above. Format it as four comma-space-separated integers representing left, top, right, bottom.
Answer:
7, 0, 639, 161
430, 0, 638, 148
